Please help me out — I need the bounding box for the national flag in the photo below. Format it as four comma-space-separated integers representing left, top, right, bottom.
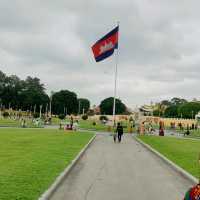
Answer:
91, 26, 119, 62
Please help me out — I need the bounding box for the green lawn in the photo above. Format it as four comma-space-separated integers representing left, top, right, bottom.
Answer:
189, 129, 200, 138
79, 120, 110, 131
0, 118, 37, 128
0, 128, 93, 200
0, 118, 21, 127
51, 117, 62, 125
79, 120, 132, 133
138, 135, 200, 178
50, 118, 133, 133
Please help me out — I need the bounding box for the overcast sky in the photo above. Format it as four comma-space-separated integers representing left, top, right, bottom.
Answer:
0, 0, 200, 108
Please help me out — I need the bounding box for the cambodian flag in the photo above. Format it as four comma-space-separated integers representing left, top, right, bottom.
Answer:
92, 26, 119, 62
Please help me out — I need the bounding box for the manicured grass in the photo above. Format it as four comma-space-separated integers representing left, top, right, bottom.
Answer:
51, 117, 62, 125
79, 120, 133, 133
0, 118, 21, 127
189, 129, 200, 138
50, 118, 133, 133
138, 135, 200, 178
0, 118, 36, 128
79, 120, 109, 131
0, 128, 93, 200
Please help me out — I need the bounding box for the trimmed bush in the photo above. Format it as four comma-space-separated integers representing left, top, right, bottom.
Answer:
33, 113, 40, 119
58, 114, 65, 120
99, 115, 108, 121
82, 115, 88, 120
92, 121, 96, 126
3, 112, 9, 118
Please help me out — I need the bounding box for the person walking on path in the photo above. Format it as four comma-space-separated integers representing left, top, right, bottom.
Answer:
116, 122, 124, 143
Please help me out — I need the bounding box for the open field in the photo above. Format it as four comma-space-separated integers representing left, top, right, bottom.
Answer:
79, 120, 110, 131
0, 118, 21, 127
188, 129, 200, 138
0, 128, 93, 200
0, 118, 37, 128
138, 135, 200, 178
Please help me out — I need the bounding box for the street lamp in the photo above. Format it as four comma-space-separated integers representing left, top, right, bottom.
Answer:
78, 100, 81, 115
39, 105, 43, 118
49, 91, 54, 117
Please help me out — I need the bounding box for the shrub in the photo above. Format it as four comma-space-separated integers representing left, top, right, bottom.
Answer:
33, 113, 40, 119
92, 121, 96, 126
99, 115, 108, 121
3, 112, 9, 118
129, 116, 134, 122
58, 114, 65, 120
82, 115, 88, 120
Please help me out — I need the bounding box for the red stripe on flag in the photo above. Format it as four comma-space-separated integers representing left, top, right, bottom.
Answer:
92, 31, 118, 58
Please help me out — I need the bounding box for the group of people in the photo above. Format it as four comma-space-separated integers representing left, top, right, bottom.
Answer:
137, 121, 156, 135
61, 117, 79, 131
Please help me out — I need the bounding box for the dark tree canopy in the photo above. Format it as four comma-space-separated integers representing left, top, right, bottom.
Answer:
20, 77, 49, 111
100, 97, 126, 115
52, 90, 78, 115
178, 102, 200, 119
160, 100, 172, 107
171, 97, 187, 105
153, 97, 189, 118
0, 71, 49, 111
164, 105, 178, 118
78, 98, 90, 114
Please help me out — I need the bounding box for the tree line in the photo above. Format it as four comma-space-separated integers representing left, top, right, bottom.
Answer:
0, 71, 127, 116
153, 97, 200, 119
0, 71, 90, 115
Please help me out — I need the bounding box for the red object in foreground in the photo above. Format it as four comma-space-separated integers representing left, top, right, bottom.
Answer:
184, 184, 200, 200
159, 128, 164, 136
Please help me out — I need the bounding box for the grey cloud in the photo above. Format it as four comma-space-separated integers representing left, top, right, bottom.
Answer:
1, 0, 200, 107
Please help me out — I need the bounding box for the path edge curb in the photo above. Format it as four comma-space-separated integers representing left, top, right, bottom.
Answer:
38, 134, 96, 200
134, 136, 199, 185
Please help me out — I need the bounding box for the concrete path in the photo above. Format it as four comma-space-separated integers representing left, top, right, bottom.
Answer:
49, 134, 193, 200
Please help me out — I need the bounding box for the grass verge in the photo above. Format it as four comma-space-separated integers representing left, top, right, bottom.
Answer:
0, 128, 93, 200
138, 135, 200, 179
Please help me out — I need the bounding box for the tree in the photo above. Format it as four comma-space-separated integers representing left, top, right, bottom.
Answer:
100, 97, 126, 115
178, 102, 200, 119
164, 105, 178, 118
82, 114, 88, 120
153, 109, 160, 116
0, 71, 49, 112
52, 90, 78, 115
171, 97, 187, 106
78, 98, 90, 114
20, 77, 49, 112
154, 103, 167, 117
160, 100, 172, 107
58, 114, 65, 120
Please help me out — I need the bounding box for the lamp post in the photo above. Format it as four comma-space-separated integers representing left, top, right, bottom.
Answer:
34, 104, 36, 114
0, 102, 2, 118
78, 100, 81, 115
46, 103, 48, 117
39, 105, 42, 118
49, 91, 54, 118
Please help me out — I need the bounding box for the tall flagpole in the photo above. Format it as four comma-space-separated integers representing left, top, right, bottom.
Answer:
113, 22, 119, 127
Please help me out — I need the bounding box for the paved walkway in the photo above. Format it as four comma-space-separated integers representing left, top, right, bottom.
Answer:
50, 134, 193, 200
